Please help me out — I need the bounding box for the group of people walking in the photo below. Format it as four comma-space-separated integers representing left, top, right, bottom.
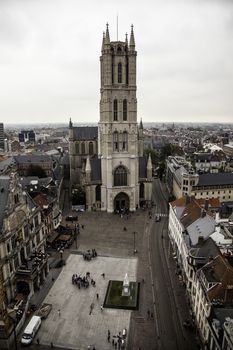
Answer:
71, 272, 96, 289
83, 249, 98, 261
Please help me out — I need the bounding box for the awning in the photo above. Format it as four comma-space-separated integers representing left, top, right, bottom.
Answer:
56, 234, 71, 242
46, 231, 60, 243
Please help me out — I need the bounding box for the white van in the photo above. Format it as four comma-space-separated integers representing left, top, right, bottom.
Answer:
21, 315, 41, 345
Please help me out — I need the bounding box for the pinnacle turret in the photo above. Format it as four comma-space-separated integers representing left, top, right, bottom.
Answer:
101, 32, 105, 51
105, 23, 110, 45
125, 32, 128, 46
129, 25, 135, 50
139, 118, 143, 129
69, 117, 73, 129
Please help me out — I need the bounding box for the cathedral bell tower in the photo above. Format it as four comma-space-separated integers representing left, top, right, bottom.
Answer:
98, 24, 141, 212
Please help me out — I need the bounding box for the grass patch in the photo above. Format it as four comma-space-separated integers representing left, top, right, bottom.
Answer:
104, 280, 140, 310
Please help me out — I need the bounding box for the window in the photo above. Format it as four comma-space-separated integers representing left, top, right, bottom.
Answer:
81, 142, 85, 154
75, 142, 79, 154
89, 142, 94, 155
118, 63, 122, 83
123, 99, 127, 121
114, 166, 127, 186
113, 99, 118, 121
122, 131, 128, 151
113, 131, 119, 151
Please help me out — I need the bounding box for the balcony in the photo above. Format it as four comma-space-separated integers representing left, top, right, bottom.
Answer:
16, 251, 47, 278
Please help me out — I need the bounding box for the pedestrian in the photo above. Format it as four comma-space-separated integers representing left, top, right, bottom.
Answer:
150, 311, 154, 319
108, 329, 110, 336
147, 309, 150, 319
101, 273, 105, 279
142, 278, 145, 283
50, 342, 54, 348
93, 348, 96, 350
96, 293, 99, 299
36, 338, 40, 345
112, 339, 115, 346
58, 309, 61, 317
108, 334, 110, 342
100, 305, 103, 311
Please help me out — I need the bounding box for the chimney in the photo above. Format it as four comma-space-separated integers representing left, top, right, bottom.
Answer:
201, 209, 206, 218
185, 195, 191, 205
198, 236, 204, 244
204, 198, 209, 211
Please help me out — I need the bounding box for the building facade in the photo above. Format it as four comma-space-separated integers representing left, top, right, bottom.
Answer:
69, 24, 152, 212
0, 123, 4, 150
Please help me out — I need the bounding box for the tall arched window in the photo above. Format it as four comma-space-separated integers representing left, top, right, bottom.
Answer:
113, 131, 119, 151
75, 142, 79, 154
118, 63, 122, 83
81, 142, 85, 154
123, 99, 127, 121
122, 131, 128, 151
113, 99, 118, 121
114, 166, 127, 186
89, 142, 94, 155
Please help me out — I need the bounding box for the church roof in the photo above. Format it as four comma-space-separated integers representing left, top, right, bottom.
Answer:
73, 127, 98, 141
90, 158, 101, 181
139, 157, 147, 179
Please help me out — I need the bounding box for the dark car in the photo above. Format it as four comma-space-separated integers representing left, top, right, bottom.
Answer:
65, 215, 78, 222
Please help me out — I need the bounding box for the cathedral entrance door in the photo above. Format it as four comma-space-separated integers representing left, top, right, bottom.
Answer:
114, 192, 129, 212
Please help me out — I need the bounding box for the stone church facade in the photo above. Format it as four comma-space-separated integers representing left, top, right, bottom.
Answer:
69, 24, 152, 212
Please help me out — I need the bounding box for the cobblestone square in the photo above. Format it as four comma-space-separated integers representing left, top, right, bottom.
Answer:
36, 254, 138, 349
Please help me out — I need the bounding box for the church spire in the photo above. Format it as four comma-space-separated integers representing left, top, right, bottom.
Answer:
69, 117, 73, 129
105, 23, 110, 46
129, 24, 135, 50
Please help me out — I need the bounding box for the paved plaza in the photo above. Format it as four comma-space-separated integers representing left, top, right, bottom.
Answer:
36, 253, 138, 349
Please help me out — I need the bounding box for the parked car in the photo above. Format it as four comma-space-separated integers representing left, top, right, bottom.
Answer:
65, 215, 78, 222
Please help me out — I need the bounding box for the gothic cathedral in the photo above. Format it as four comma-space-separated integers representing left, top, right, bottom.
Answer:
69, 24, 152, 212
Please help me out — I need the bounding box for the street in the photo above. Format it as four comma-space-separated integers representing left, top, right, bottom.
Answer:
149, 179, 198, 350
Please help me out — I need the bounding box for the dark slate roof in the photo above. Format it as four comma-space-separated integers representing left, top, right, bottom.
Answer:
189, 237, 220, 267
0, 157, 16, 174
20, 176, 52, 189
139, 157, 147, 179
14, 154, 52, 164
91, 158, 101, 181
197, 173, 233, 186
0, 176, 10, 231
73, 127, 98, 141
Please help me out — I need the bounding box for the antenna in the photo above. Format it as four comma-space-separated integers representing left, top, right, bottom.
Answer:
117, 14, 118, 41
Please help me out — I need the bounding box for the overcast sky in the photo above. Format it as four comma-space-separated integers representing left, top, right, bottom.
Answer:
0, 0, 233, 125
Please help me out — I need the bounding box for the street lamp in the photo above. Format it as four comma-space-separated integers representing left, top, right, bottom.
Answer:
133, 232, 137, 254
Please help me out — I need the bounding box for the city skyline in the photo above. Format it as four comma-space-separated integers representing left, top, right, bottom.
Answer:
0, 0, 233, 124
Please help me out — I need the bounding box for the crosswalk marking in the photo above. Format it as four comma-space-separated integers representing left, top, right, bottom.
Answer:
155, 213, 168, 217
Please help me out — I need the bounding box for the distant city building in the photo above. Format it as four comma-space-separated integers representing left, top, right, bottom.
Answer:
18, 130, 36, 143
223, 143, 233, 157
69, 24, 152, 212
0, 123, 4, 150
